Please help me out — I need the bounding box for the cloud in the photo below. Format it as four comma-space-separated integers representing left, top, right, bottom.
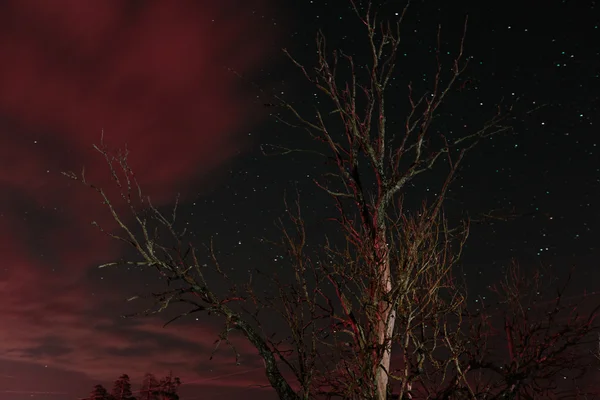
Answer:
0, 0, 274, 198
0, 0, 279, 397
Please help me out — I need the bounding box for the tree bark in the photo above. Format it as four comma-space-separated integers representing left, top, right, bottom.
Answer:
374, 227, 395, 400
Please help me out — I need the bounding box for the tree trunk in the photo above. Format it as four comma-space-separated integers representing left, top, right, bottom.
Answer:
374, 227, 395, 400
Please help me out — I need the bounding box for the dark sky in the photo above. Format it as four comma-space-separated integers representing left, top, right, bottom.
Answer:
0, 0, 598, 399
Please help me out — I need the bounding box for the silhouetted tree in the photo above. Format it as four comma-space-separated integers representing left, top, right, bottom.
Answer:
88, 384, 112, 400
140, 373, 160, 400
112, 374, 135, 400
157, 371, 181, 400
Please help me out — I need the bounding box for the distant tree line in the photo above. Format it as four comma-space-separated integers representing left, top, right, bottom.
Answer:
87, 372, 181, 400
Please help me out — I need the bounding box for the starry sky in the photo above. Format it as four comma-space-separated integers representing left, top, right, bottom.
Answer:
0, 0, 598, 399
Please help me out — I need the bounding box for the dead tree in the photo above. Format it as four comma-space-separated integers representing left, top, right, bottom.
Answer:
268, 2, 511, 399
63, 141, 302, 400
64, 1, 599, 399
460, 263, 600, 400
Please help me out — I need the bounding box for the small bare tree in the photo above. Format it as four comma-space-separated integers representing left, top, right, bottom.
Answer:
459, 263, 600, 399
64, 1, 599, 399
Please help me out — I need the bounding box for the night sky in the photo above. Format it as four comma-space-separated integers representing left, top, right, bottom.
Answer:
0, 0, 599, 399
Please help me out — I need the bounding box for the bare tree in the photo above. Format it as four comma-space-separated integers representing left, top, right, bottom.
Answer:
64, 1, 599, 400
266, 2, 509, 398
472, 264, 600, 399
64, 141, 305, 400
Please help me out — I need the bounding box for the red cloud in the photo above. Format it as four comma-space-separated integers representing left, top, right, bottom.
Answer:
0, 0, 280, 398
0, 0, 274, 196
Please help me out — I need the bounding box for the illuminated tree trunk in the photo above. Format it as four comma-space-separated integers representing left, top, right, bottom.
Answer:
374, 228, 395, 400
